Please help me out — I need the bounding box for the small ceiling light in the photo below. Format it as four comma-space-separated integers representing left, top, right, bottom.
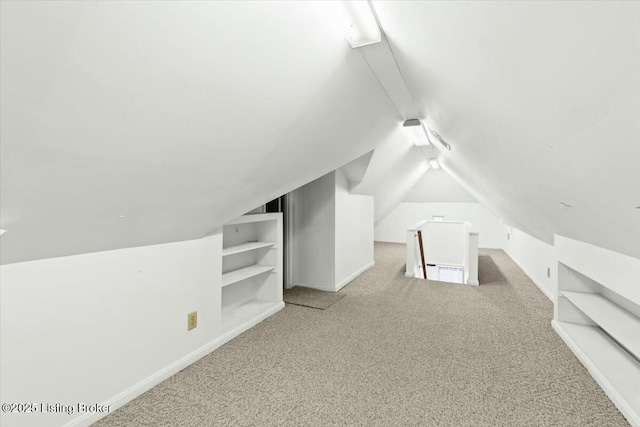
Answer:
335, 1, 382, 48
0, 229, 6, 235
402, 119, 431, 146
429, 158, 440, 169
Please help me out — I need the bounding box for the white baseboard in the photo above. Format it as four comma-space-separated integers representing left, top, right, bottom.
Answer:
295, 261, 375, 293
65, 302, 285, 427
506, 253, 554, 302
551, 320, 640, 426
295, 283, 338, 292
335, 261, 375, 291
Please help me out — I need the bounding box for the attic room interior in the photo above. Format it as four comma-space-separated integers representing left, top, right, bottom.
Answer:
1, 1, 639, 426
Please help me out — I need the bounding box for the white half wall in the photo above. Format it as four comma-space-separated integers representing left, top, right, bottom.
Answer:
374, 202, 503, 249
0, 232, 223, 427
503, 225, 556, 301
335, 169, 374, 290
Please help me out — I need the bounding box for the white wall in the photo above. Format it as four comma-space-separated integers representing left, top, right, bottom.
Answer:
0, 232, 222, 427
290, 170, 374, 292
290, 172, 336, 290
403, 169, 476, 203
334, 169, 374, 290
503, 226, 556, 301
555, 234, 640, 306
374, 202, 503, 249
348, 127, 430, 225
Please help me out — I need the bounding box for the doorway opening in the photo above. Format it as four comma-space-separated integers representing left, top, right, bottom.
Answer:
264, 194, 292, 290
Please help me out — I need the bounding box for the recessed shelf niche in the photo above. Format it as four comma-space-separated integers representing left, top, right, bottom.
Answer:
219, 213, 284, 338
553, 255, 640, 427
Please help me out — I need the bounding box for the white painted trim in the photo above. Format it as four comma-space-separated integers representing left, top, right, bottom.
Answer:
226, 212, 281, 225
552, 320, 640, 427
65, 302, 285, 427
294, 283, 338, 293
335, 261, 375, 292
405, 272, 414, 278
555, 234, 640, 305
507, 254, 554, 302
218, 302, 285, 345
467, 280, 479, 286
407, 220, 429, 232
295, 261, 375, 293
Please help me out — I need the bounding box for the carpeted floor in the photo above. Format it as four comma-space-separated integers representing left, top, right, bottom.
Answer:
96, 243, 629, 426
283, 286, 345, 309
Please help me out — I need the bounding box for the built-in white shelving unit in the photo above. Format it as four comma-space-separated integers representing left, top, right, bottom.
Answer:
222, 241, 275, 257
220, 213, 284, 338
561, 291, 640, 357
553, 236, 640, 427
221, 265, 275, 288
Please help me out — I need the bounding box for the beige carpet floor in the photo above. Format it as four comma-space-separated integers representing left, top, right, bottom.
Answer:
283, 286, 345, 309
96, 243, 629, 426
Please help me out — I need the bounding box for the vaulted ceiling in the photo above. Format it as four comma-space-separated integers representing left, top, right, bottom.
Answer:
0, 1, 397, 263
372, 1, 640, 258
1, 1, 639, 264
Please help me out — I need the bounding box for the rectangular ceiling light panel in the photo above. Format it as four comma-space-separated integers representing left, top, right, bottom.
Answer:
402, 119, 431, 146
336, 1, 382, 48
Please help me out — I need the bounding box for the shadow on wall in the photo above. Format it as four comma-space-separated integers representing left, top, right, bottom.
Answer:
478, 254, 507, 284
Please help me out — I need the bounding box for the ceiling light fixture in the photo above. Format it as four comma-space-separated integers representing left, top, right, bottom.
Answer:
402, 119, 431, 146
428, 129, 451, 151
429, 158, 440, 169
0, 229, 6, 235
335, 1, 381, 48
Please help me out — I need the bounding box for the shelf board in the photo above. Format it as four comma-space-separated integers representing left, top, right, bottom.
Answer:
553, 320, 640, 425
562, 291, 640, 358
222, 241, 275, 257
221, 298, 282, 335
221, 264, 275, 288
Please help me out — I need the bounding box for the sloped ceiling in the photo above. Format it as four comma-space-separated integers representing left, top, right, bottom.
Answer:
403, 169, 477, 204
349, 126, 429, 225
0, 1, 399, 264
338, 150, 374, 191
1, 1, 639, 264
372, 0, 640, 258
